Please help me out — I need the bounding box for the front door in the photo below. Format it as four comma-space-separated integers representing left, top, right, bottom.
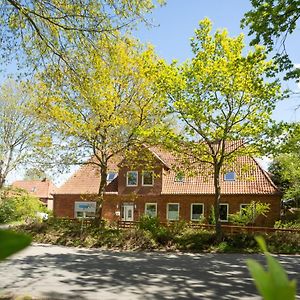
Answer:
122, 204, 134, 221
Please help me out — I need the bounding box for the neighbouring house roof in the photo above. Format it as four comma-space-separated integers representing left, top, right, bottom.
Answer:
54, 145, 280, 195
12, 179, 57, 199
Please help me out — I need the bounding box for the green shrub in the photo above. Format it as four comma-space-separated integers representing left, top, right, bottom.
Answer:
138, 215, 161, 234
0, 187, 46, 223
229, 201, 270, 226
274, 220, 300, 229
167, 220, 187, 235
208, 205, 216, 225
175, 229, 215, 251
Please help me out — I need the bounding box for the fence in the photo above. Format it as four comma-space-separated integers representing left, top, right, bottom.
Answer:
116, 220, 300, 234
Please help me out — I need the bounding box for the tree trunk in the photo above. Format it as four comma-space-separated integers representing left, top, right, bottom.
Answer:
213, 165, 222, 241
94, 165, 107, 227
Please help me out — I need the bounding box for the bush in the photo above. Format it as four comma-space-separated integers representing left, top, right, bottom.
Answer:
229, 201, 270, 226
138, 215, 161, 234
274, 220, 300, 229
0, 187, 47, 223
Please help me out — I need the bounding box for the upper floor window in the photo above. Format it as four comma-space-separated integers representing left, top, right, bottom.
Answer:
107, 172, 117, 182
174, 171, 185, 182
142, 171, 154, 186
224, 171, 236, 181
127, 171, 138, 186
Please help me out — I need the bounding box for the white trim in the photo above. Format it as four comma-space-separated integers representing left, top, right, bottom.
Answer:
144, 203, 157, 217
219, 203, 229, 222
142, 171, 154, 186
122, 203, 134, 221
74, 201, 96, 219
240, 203, 249, 210
126, 171, 138, 187
167, 203, 180, 221
107, 172, 117, 182
240, 203, 249, 215
190, 203, 204, 221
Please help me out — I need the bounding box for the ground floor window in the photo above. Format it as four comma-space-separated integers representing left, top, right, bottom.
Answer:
145, 203, 157, 217
167, 203, 179, 220
191, 203, 204, 221
74, 201, 96, 218
240, 204, 249, 216
219, 204, 229, 222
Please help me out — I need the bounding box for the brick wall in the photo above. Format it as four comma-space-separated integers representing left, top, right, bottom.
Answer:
54, 193, 281, 227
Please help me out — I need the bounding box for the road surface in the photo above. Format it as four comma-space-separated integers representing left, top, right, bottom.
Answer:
0, 244, 299, 299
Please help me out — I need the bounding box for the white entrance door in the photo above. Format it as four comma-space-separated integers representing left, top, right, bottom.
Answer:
122, 204, 134, 221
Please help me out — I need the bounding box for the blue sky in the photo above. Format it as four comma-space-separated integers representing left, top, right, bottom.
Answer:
134, 0, 300, 123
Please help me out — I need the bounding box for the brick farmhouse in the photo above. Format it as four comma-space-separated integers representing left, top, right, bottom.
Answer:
53, 145, 281, 227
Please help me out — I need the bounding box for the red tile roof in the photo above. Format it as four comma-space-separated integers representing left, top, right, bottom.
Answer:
55, 146, 279, 195
55, 157, 119, 195
12, 179, 56, 199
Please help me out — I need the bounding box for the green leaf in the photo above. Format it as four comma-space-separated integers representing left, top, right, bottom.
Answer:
255, 235, 268, 252
247, 237, 297, 300
0, 230, 31, 261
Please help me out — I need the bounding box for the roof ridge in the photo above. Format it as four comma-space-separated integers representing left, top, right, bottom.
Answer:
148, 147, 171, 170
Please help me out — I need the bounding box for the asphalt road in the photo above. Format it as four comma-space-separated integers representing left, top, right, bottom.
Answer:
0, 244, 299, 300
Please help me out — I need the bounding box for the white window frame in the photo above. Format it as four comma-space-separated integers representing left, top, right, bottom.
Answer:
144, 203, 157, 217
126, 171, 138, 187
107, 172, 117, 182
224, 172, 236, 181
142, 171, 154, 186
167, 203, 180, 221
240, 203, 250, 214
174, 172, 185, 182
190, 203, 204, 221
74, 201, 96, 219
219, 203, 229, 222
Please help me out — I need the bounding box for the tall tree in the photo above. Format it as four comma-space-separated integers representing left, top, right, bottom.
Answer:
242, 0, 300, 80
0, 80, 41, 188
164, 19, 282, 239
0, 0, 164, 70
34, 37, 169, 223
268, 122, 300, 206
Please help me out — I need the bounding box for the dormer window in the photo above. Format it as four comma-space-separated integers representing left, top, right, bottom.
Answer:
175, 171, 185, 182
127, 171, 138, 186
142, 171, 154, 186
224, 172, 236, 181
107, 172, 117, 182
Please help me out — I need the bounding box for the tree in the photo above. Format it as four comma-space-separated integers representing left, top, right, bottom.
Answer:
34, 37, 169, 223
268, 123, 300, 206
24, 168, 48, 181
269, 154, 300, 206
164, 19, 281, 239
0, 0, 164, 70
242, 0, 300, 80
0, 186, 46, 223
0, 80, 42, 189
